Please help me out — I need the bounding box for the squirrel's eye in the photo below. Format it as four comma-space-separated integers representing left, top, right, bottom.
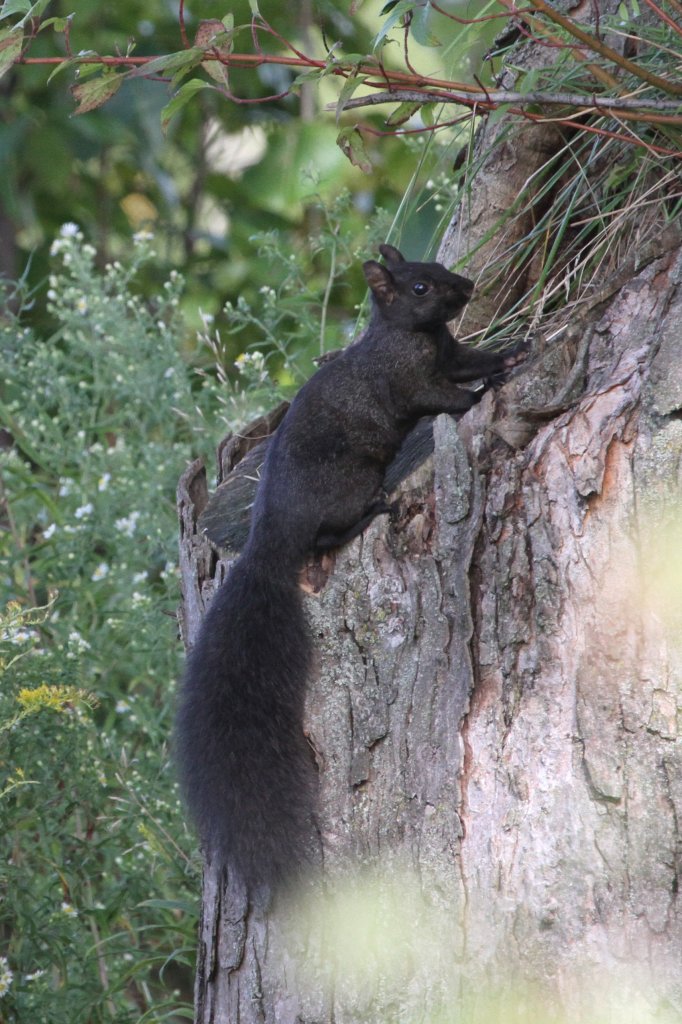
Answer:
412, 282, 429, 296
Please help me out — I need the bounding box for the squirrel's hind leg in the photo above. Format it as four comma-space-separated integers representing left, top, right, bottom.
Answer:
314, 496, 393, 552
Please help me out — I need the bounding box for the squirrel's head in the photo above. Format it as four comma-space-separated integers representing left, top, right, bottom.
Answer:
363, 244, 473, 329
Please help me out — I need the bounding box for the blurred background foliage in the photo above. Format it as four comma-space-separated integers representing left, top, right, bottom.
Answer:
0, 0, 495, 348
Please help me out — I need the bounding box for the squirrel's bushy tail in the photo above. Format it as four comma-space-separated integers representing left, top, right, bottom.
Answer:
176, 551, 316, 893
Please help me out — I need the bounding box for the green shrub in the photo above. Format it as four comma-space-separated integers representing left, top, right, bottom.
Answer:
0, 228, 211, 1022
0, 212, 382, 1021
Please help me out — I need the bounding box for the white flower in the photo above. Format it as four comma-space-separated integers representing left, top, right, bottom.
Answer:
60, 902, 78, 917
132, 571, 148, 584
43, 523, 57, 539
76, 296, 88, 315
91, 562, 110, 582
133, 228, 155, 243
114, 511, 140, 537
116, 700, 131, 714
59, 223, 80, 238
68, 630, 91, 652
98, 473, 111, 492
0, 956, 13, 997
163, 367, 175, 379
12, 628, 34, 644
74, 503, 93, 519
58, 479, 73, 497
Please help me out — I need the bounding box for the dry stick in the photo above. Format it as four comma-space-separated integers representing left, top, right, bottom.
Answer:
337, 88, 682, 116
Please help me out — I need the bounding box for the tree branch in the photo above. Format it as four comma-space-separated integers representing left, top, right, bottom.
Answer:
335, 88, 682, 117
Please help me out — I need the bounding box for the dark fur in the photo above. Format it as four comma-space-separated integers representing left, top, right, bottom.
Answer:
176, 245, 511, 896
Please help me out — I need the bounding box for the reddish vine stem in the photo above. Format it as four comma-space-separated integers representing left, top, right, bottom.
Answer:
252, 14, 314, 64
402, 20, 421, 79
178, 0, 189, 49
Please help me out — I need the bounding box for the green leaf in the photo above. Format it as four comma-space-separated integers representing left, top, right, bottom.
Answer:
385, 100, 421, 126
46, 50, 95, 83
160, 78, 214, 133
336, 125, 372, 173
290, 66, 327, 90
70, 70, 123, 114
372, 0, 416, 50
332, 52, 366, 64
138, 898, 198, 913
335, 72, 368, 124
0, 0, 50, 26
410, 2, 441, 47
516, 67, 540, 95
38, 15, 73, 32
0, 27, 23, 82
71, 58, 103, 81
0, 0, 31, 17
420, 103, 435, 127
129, 46, 202, 80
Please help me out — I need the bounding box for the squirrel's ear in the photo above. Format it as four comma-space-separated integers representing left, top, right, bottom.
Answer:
363, 260, 396, 304
378, 243, 405, 266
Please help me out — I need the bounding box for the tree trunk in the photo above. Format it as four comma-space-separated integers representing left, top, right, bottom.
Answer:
176, 11, 682, 1020
177, 240, 682, 1020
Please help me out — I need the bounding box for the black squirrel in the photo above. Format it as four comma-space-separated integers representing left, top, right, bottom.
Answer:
177, 244, 518, 897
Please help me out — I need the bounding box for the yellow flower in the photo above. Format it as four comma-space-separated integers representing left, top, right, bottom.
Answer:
16, 685, 99, 714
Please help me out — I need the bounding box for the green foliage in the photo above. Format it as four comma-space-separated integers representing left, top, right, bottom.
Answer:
0, 229, 216, 1022
0, 203, 396, 1020
215, 191, 393, 386
0, 1, 427, 334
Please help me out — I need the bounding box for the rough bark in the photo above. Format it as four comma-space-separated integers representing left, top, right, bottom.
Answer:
177, 237, 682, 1022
